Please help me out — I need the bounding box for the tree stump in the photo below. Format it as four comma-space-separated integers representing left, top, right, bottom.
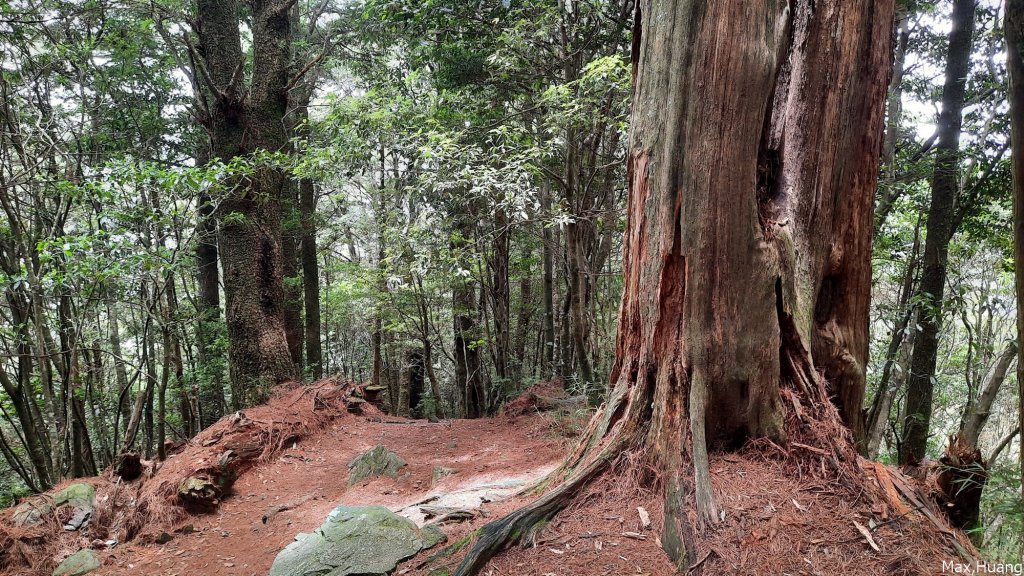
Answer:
115, 453, 142, 481
935, 434, 987, 540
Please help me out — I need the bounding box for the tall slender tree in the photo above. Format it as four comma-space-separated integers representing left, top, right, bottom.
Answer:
900, 0, 977, 465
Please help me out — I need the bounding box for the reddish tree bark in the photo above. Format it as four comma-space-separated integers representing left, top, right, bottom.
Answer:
1005, 0, 1024, 513
455, 1, 894, 573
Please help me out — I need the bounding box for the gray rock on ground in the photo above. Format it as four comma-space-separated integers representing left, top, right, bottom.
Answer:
431, 466, 457, 486
13, 483, 95, 527
347, 445, 406, 485
52, 549, 100, 576
63, 506, 92, 531
269, 505, 446, 576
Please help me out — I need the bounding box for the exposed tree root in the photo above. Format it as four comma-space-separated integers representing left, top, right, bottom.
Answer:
452, 381, 638, 576
451, 365, 911, 576
453, 448, 623, 576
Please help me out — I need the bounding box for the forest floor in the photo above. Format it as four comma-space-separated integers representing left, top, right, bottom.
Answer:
96, 410, 584, 576
0, 380, 974, 576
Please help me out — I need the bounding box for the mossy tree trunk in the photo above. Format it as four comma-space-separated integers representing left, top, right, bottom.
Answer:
195, 0, 297, 404
455, 0, 894, 573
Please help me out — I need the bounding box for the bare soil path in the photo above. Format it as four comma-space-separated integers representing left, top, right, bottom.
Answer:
99, 414, 567, 576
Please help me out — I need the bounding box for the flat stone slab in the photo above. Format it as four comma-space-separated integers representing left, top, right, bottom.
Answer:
269, 505, 445, 576
397, 464, 557, 526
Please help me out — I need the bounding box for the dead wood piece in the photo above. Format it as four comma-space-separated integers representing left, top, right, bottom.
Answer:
262, 494, 315, 524
872, 461, 910, 516
935, 434, 987, 535
853, 520, 880, 552
637, 506, 651, 529
177, 476, 222, 511
221, 442, 263, 463
889, 470, 975, 561
420, 506, 479, 524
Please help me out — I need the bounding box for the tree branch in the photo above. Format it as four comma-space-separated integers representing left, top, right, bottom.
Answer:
988, 426, 1020, 464
285, 52, 325, 93
183, 31, 228, 101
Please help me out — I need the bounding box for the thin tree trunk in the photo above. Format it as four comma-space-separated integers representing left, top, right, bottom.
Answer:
143, 323, 158, 458
107, 292, 132, 444
422, 338, 444, 421
866, 311, 915, 458
901, 0, 976, 465
372, 192, 388, 405
565, 221, 596, 402
875, 11, 913, 230
453, 217, 486, 418
3, 291, 52, 486
989, 426, 1019, 463
282, 177, 305, 369
397, 349, 413, 418
541, 186, 556, 379
865, 220, 921, 456
158, 332, 170, 461
123, 287, 158, 454
87, 341, 112, 466
512, 258, 533, 387
281, 79, 308, 370
489, 208, 511, 385
961, 341, 1018, 446
196, 188, 227, 427
454, 276, 486, 418
29, 266, 62, 477
300, 177, 322, 379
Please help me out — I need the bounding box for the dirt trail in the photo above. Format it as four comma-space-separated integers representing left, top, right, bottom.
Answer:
1, 380, 973, 576
97, 414, 568, 576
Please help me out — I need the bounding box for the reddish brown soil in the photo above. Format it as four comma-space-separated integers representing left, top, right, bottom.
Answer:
0, 380, 973, 576
90, 413, 569, 576
450, 454, 968, 576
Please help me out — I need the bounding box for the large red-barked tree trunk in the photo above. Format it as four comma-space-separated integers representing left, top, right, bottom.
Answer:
455, 1, 894, 574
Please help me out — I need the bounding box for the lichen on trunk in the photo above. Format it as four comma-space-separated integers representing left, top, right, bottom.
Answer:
196, 0, 298, 403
